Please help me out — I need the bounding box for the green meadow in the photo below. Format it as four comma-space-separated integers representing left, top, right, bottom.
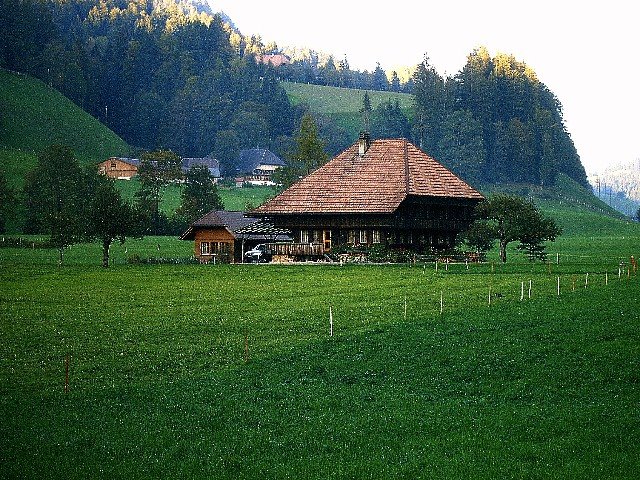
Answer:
282, 81, 414, 136
1, 202, 638, 479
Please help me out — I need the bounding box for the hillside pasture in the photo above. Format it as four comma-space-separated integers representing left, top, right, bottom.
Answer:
283, 81, 414, 138
0, 69, 129, 166
1, 217, 638, 478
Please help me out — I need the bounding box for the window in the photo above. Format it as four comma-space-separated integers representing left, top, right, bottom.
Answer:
348, 230, 356, 245
300, 230, 309, 243
359, 230, 367, 244
110, 162, 117, 170
372, 230, 381, 244
312, 230, 322, 243
200, 242, 210, 255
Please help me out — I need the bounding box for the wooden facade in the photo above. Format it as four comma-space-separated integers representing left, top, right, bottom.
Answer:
192, 228, 236, 263
253, 136, 484, 254
97, 157, 139, 179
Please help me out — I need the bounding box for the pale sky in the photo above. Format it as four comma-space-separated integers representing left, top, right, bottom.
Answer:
210, 0, 639, 175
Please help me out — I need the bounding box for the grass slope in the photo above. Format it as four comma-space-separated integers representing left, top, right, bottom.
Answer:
0, 68, 129, 186
115, 180, 274, 215
1, 232, 638, 478
283, 81, 414, 137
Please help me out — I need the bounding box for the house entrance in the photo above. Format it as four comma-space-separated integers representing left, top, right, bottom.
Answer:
323, 230, 331, 252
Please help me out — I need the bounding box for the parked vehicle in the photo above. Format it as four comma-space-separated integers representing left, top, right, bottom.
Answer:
244, 244, 272, 263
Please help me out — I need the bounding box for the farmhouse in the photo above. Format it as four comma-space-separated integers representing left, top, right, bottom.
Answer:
97, 157, 140, 179
255, 53, 291, 67
98, 156, 221, 182
180, 210, 290, 263
234, 148, 286, 186
181, 157, 221, 182
252, 135, 484, 253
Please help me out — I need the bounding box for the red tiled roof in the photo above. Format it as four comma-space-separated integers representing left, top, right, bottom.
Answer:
254, 138, 483, 215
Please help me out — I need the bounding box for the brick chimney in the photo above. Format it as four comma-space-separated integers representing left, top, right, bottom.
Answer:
358, 132, 371, 156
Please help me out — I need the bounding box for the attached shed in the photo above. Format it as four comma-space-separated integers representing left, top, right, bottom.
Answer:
180, 211, 290, 263
252, 135, 484, 253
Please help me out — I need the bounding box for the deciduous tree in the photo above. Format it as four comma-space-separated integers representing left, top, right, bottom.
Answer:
135, 149, 182, 235
86, 173, 142, 267
23, 145, 84, 265
473, 194, 561, 263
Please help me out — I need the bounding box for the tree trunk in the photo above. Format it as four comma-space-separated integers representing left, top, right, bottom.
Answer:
102, 238, 111, 268
499, 239, 507, 263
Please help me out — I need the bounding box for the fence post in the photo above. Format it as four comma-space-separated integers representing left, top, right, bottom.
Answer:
329, 305, 333, 337
64, 355, 69, 393
557, 276, 560, 296
520, 281, 524, 301
404, 295, 407, 321
440, 291, 443, 314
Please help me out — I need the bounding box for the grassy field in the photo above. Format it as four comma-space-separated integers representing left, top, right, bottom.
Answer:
115, 180, 274, 216
283, 81, 414, 137
0, 69, 129, 171
1, 203, 638, 479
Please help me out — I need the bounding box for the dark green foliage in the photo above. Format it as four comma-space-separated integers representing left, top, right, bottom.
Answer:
85, 173, 142, 267
370, 99, 410, 140
412, 47, 589, 188
1, 1, 298, 158
412, 55, 446, 154
176, 164, 224, 224
135, 149, 182, 235
458, 219, 495, 254
274, 114, 328, 188
22, 145, 85, 264
360, 91, 372, 132
473, 193, 562, 262
516, 208, 563, 261
0, 169, 14, 233
213, 129, 241, 177
436, 109, 485, 183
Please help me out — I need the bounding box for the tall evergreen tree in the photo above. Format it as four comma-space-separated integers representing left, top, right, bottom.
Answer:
176, 164, 224, 223
274, 114, 328, 188
360, 91, 372, 132
371, 99, 410, 139
412, 55, 446, 155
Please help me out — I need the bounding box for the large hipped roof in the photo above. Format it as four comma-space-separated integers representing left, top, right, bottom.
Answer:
254, 138, 483, 215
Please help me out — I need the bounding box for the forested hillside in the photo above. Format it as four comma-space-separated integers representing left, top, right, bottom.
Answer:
411, 48, 588, 188
1, 0, 589, 189
0, 0, 298, 175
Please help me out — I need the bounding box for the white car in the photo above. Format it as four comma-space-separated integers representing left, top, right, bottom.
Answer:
244, 244, 272, 263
